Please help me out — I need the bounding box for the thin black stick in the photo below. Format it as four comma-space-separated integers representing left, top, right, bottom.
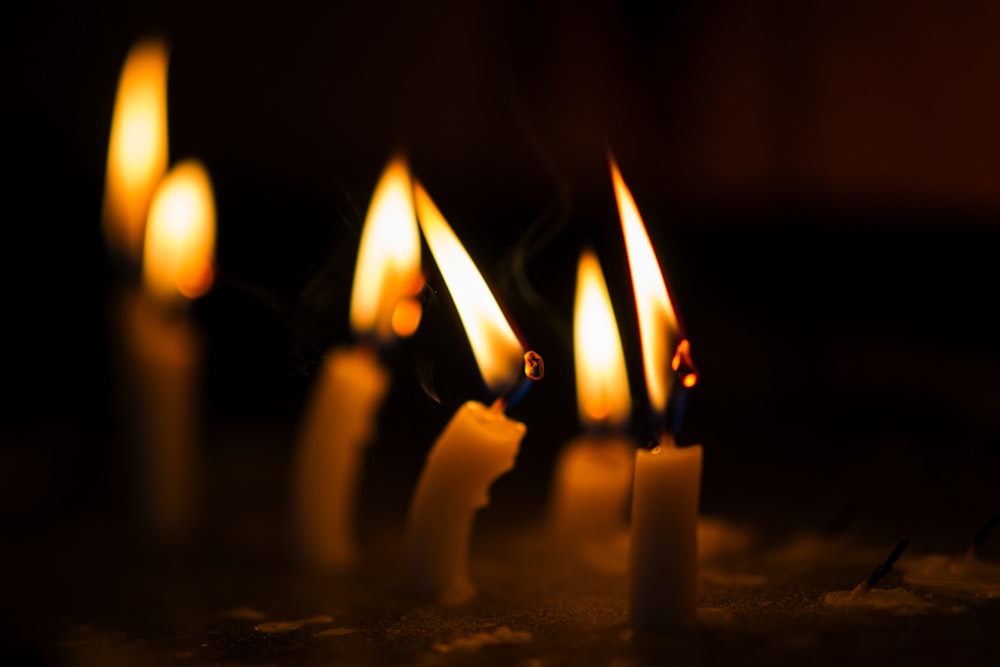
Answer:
850, 537, 910, 599
967, 511, 1000, 560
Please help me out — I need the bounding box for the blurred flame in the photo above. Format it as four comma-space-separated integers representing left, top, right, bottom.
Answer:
612, 156, 679, 415
414, 182, 523, 394
574, 249, 631, 428
350, 156, 422, 342
103, 38, 169, 263
142, 160, 215, 301
391, 297, 423, 338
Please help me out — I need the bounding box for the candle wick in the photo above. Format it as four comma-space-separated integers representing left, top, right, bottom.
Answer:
967, 511, 1000, 562
849, 537, 910, 600
650, 433, 678, 450
661, 339, 698, 436
490, 350, 544, 413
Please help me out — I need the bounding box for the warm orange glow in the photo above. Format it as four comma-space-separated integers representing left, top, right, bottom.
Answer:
612, 156, 680, 415
574, 249, 631, 428
103, 38, 169, 262
391, 298, 423, 338
672, 339, 699, 389
414, 182, 523, 394
142, 160, 216, 301
349, 156, 422, 342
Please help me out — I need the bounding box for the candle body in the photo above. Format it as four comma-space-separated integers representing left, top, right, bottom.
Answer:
630, 436, 703, 631
293, 347, 388, 570
114, 287, 200, 544
407, 401, 525, 604
549, 435, 635, 542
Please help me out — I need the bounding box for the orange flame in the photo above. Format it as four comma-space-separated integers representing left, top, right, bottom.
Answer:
612, 156, 680, 415
102, 38, 169, 263
414, 182, 523, 394
350, 156, 423, 342
574, 249, 631, 428
142, 160, 215, 302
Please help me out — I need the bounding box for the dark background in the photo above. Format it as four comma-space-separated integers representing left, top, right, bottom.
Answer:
3, 0, 999, 580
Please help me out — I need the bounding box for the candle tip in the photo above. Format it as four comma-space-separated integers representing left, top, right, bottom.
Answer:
524, 350, 544, 381
490, 350, 544, 413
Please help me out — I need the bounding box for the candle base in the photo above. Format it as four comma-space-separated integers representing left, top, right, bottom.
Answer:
293, 346, 388, 571
549, 435, 635, 545
112, 286, 201, 546
630, 437, 703, 632
406, 401, 525, 603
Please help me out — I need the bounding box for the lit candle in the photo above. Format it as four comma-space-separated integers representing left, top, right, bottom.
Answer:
406, 182, 540, 604
549, 249, 635, 545
111, 161, 216, 543
293, 155, 422, 570
613, 157, 702, 632
103, 39, 216, 544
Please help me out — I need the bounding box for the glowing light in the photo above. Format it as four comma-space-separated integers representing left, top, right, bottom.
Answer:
350, 156, 423, 343
574, 249, 631, 428
414, 182, 523, 394
612, 156, 680, 415
103, 38, 169, 262
672, 339, 699, 389
142, 160, 215, 301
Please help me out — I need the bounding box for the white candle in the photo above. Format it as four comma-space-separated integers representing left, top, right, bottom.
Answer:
613, 156, 703, 631
630, 436, 703, 630
103, 39, 216, 544
109, 160, 217, 543
550, 249, 635, 544
406, 182, 533, 603
407, 401, 524, 603
114, 286, 200, 542
293, 156, 421, 570
293, 348, 388, 568
550, 436, 634, 543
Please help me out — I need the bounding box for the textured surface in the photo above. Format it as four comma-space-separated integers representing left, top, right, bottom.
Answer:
5, 462, 998, 667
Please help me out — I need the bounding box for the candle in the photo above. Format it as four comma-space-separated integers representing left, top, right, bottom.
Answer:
103, 39, 216, 544
293, 156, 422, 570
111, 161, 216, 543
406, 182, 537, 604
549, 249, 635, 545
612, 156, 703, 631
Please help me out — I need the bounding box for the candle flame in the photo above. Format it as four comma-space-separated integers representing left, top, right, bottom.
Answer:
574, 249, 631, 428
102, 38, 169, 263
414, 182, 524, 394
142, 160, 216, 301
612, 156, 680, 415
672, 339, 699, 389
350, 155, 423, 343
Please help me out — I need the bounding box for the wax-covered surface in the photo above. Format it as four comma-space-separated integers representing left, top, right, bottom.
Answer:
3, 421, 998, 667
